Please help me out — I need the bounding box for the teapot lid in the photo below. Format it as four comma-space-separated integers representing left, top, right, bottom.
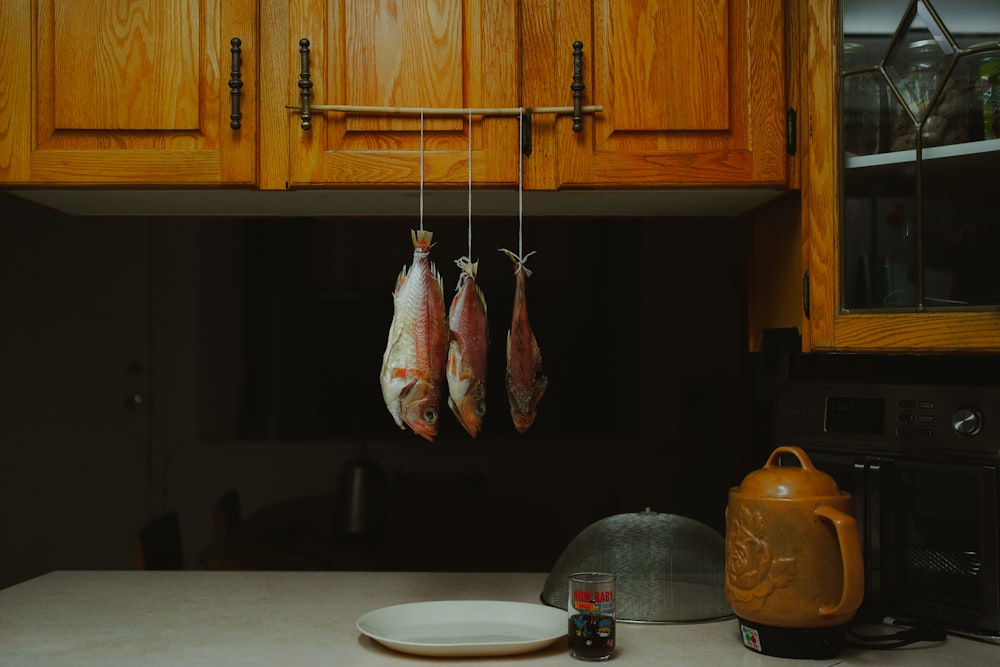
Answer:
734, 446, 841, 499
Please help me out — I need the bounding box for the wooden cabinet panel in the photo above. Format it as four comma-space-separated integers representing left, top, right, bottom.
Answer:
1, 0, 256, 185
551, 0, 787, 187
50, 1, 200, 132
278, 0, 519, 188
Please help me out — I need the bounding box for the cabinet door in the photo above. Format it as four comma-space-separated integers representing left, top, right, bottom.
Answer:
277, 0, 519, 188
751, 0, 1000, 353
551, 0, 787, 186
0, 0, 256, 186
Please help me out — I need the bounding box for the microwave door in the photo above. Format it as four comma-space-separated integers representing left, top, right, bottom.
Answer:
858, 458, 883, 613
890, 461, 1000, 641
853, 457, 894, 619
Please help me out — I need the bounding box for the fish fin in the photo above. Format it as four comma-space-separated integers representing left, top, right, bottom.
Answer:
429, 260, 446, 304
448, 348, 474, 383
475, 282, 487, 318
393, 265, 408, 294
446, 340, 461, 376
413, 228, 434, 249
398, 378, 418, 399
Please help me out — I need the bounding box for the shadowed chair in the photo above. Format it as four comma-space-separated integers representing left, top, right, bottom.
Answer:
132, 511, 184, 570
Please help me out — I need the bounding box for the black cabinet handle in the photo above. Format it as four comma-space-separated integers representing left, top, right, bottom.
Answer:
571, 40, 585, 133
228, 37, 243, 130
298, 38, 313, 131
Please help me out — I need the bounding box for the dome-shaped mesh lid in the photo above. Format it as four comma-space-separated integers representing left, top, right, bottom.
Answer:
541, 509, 733, 623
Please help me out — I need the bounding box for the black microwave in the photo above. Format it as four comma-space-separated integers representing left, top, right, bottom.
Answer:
772, 382, 1000, 644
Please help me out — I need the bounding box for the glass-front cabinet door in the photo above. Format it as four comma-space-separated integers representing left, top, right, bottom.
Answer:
841, 0, 1000, 312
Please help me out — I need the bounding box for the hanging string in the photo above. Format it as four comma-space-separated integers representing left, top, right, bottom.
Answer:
515, 109, 534, 273
517, 108, 523, 260
467, 110, 473, 261
498, 109, 533, 274
419, 109, 425, 231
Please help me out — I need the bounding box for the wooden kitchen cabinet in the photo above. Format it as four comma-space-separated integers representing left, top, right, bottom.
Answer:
525, 0, 788, 188
3, 1, 786, 192
261, 0, 520, 189
0, 0, 257, 186
749, 0, 1000, 353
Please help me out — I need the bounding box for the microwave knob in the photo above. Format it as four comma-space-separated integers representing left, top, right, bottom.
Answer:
951, 407, 983, 437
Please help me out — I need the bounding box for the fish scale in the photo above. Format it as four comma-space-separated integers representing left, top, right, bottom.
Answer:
446, 259, 490, 438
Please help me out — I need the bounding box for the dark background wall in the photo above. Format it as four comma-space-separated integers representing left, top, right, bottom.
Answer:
0, 191, 755, 585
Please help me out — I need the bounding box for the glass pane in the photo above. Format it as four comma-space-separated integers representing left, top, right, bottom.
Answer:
932, 0, 1000, 49
974, 48, 1000, 141
922, 152, 1000, 307
843, 69, 893, 156
843, 0, 910, 60
842, 166, 919, 310
885, 3, 955, 131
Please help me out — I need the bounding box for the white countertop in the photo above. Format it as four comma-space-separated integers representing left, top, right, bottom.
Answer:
0, 571, 996, 666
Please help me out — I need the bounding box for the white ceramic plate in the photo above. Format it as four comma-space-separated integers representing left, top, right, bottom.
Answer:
356, 600, 567, 657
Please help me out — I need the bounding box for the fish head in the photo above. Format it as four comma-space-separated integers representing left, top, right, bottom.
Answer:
448, 385, 487, 438
511, 408, 537, 434
509, 375, 548, 434
399, 380, 441, 442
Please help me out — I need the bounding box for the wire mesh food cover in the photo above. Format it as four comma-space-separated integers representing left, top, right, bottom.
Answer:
541, 509, 733, 623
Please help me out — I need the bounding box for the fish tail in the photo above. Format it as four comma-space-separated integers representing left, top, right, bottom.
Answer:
498, 247, 535, 277
453, 256, 478, 290
454, 255, 478, 278
413, 228, 434, 250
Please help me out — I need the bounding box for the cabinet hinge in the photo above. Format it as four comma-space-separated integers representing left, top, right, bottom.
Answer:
802, 269, 810, 319
521, 113, 533, 156
786, 108, 797, 156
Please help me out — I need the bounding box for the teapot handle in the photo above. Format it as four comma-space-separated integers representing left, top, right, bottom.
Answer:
814, 505, 865, 618
764, 445, 817, 471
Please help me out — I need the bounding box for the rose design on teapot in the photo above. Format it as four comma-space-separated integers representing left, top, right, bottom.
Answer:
725, 504, 795, 606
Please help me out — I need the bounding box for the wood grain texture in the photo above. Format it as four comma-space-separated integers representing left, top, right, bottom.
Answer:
344, 0, 462, 134
800, 0, 838, 351
826, 312, 1000, 352
12, 0, 256, 185
287, 0, 519, 187
606, 0, 728, 132
52, 0, 200, 131
0, 1, 31, 181
519, 0, 558, 190
554, 0, 787, 187
258, 0, 289, 189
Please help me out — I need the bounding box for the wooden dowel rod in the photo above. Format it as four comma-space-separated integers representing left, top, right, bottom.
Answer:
283, 103, 603, 116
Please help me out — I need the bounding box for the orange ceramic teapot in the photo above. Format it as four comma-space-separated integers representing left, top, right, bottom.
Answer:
724, 446, 864, 659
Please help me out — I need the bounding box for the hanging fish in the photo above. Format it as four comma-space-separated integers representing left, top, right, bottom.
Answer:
501, 249, 547, 433
380, 229, 448, 442
446, 257, 489, 438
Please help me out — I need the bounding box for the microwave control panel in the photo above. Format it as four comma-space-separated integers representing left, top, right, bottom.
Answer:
773, 382, 1000, 461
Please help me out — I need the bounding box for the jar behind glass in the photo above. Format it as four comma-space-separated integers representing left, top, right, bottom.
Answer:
981, 52, 1000, 140
843, 43, 882, 155
892, 39, 969, 150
